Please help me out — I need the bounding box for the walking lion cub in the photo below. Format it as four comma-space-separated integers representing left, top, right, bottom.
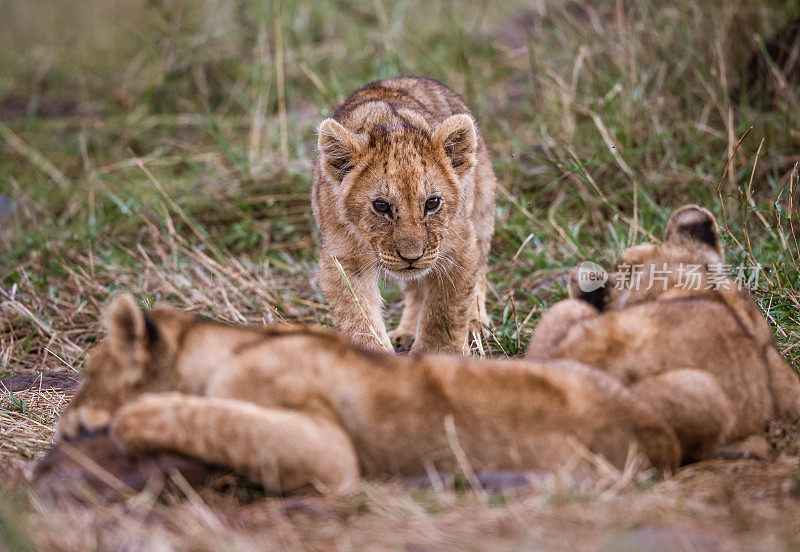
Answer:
311, 77, 496, 353
58, 295, 679, 495
527, 205, 800, 461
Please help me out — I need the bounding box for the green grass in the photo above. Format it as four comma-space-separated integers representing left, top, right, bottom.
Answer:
3, 0, 798, 365
1, 1, 800, 547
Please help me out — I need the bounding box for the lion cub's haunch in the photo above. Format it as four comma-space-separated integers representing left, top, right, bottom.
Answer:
311, 77, 496, 353
527, 205, 800, 461
58, 295, 679, 495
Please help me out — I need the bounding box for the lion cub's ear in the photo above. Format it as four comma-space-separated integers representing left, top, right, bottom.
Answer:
665, 204, 722, 255
567, 268, 607, 311
318, 119, 365, 182
433, 114, 477, 178
104, 294, 156, 375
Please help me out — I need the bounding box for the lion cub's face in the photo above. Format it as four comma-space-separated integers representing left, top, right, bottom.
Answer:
571, 205, 731, 311
318, 112, 477, 279
58, 296, 186, 440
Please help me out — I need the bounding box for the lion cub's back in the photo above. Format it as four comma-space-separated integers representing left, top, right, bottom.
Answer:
552, 298, 778, 435
348, 356, 680, 473
333, 76, 476, 130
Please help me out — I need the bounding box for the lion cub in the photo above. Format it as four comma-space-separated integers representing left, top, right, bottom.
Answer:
527, 205, 800, 461
58, 295, 680, 495
311, 77, 496, 353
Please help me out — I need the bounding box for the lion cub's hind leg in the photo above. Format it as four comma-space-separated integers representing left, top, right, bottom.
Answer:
630, 369, 736, 462
526, 299, 600, 360
389, 280, 424, 352
112, 393, 360, 495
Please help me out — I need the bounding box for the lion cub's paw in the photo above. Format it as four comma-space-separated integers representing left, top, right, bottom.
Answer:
468, 319, 489, 339
712, 434, 773, 461
111, 393, 180, 452
389, 329, 416, 353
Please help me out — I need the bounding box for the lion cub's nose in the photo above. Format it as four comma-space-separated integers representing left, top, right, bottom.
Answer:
395, 234, 425, 263
396, 248, 423, 264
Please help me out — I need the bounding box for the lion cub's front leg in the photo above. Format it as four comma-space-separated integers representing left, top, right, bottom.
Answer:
318, 252, 392, 351
112, 393, 360, 494
413, 261, 479, 353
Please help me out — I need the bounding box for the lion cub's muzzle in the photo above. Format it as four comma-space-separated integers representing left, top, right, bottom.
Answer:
58, 407, 112, 441
378, 250, 439, 276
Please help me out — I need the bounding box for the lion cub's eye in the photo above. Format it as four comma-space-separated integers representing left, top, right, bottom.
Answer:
424, 197, 441, 212
372, 200, 390, 214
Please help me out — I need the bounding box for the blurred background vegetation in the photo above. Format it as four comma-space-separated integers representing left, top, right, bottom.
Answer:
1, 0, 799, 367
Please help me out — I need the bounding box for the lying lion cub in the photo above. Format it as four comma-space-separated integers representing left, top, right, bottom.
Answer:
58, 295, 680, 494
527, 205, 800, 461
312, 77, 496, 353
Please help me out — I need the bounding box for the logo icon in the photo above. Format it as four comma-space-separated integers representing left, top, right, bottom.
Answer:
576, 261, 608, 293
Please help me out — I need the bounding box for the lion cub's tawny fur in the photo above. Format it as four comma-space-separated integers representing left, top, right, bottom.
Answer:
311, 77, 496, 352
527, 205, 800, 461
59, 296, 679, 494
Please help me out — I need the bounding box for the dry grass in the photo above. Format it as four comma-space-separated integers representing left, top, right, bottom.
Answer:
2, 0, 800, 549
5, 453, 800, 551
0, 389, 69, 470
